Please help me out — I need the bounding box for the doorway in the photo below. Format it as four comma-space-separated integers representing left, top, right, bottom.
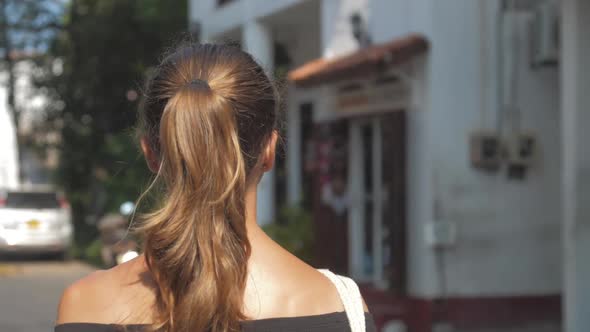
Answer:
348, 112, 406, 292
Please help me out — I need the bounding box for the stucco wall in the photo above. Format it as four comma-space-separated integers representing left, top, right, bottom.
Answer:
390, 0, 561, 297
189, 0, 563, 298
561, 0, 590, 330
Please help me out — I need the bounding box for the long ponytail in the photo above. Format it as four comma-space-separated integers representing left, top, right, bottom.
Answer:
137, 44, 277, 332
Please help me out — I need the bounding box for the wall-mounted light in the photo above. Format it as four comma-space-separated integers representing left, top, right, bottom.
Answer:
350, 12, 371, 48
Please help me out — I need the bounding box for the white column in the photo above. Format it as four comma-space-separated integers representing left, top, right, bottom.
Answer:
372, 118, 384, 287
348, 121, 364, 279
561, 0, 590, 331
320, 0, 339, 58
286, 86, 302, 205
187, 0, 200, 31
243, 20, 275, 225
188, 0, 215, 42
0, 91, 19, 189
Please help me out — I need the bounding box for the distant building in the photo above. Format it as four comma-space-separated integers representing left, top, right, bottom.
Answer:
0, 80, 19, 189
0, 56, 54, 189
190, 0, 589, 331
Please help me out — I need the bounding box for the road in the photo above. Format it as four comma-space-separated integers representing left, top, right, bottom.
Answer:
0, 258, 95, 332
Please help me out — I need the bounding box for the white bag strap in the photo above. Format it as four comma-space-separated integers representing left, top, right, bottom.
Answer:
318, 269, 366, 332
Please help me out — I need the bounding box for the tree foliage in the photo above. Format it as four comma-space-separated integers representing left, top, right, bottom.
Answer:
34, 0, 187, 244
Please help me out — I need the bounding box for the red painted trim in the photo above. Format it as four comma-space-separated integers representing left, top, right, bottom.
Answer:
359, 287, 561, 332
439, 295, 561, 329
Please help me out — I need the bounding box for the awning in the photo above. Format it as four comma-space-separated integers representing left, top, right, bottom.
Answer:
288, 33, 429, 88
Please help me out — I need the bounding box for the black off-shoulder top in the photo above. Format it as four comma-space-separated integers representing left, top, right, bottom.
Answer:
55, 312, 377, 332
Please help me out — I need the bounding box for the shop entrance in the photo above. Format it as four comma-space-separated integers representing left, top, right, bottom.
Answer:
348, 112, 406, 292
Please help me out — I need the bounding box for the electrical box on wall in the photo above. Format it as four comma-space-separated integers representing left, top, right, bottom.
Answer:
531, 1, 559, 67
469, 129, 537, 179
424, 221, 456, 249
505, 133, 537, 180
469, 131, 501, 171
506, 133, 537, 167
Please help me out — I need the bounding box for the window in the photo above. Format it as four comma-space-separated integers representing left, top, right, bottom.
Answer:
3, 191, 61, 209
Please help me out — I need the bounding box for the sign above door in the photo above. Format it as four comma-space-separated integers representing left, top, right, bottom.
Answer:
332, 75, 409, 118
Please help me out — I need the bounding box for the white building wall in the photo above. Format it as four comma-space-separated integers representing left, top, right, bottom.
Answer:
0, 79, 19, 189
370, 0, 439, 297
397, 0, 561, 297
561, 0, 590, 330
370, 0, 434, 44
190, 0, 363, 59
0, 60, 44, 189
190, 0, 306, 40
243, 20, 276, 225
320, 0, 368, 58
190, 0, 562, 299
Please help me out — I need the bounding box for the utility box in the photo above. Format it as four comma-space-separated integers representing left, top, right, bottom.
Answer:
531, 1, 559, 67
425, 221, 456, 249
469, 131, 501, 171
506, 133, 537, 167
505, 133, 537, 180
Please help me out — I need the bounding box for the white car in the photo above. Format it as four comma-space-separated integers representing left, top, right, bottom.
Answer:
0, 189, 73, 258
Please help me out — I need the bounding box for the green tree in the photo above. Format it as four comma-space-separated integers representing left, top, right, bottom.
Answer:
34, 0, 187, 246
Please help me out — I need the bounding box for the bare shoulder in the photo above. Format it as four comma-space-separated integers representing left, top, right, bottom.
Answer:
246, 233, 371, 319
56, 257, 154, 325
265, 250, 370, 316
56, 269, 114, 324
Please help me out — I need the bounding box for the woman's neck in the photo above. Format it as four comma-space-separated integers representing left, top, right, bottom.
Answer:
244, 184, 266, 240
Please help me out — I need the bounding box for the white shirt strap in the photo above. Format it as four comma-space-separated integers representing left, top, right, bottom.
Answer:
318, 269, 366, 332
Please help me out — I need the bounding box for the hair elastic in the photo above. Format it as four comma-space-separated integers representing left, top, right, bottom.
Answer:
189, 78, 210, 89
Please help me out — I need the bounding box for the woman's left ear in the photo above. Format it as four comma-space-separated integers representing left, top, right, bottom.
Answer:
140, 137, 160, 173
262, 131, 278, 172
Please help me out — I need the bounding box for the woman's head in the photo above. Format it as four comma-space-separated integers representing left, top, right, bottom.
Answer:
139, 43, 278, 180
136, 43, 278, 332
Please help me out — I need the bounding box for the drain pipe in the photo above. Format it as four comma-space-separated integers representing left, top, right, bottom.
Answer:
496, 0, 507, 135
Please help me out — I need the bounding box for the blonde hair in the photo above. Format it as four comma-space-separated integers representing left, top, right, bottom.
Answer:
136, 43, 277, 332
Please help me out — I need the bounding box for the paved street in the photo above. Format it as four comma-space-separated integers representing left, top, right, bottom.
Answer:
0, 258, 95, 332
